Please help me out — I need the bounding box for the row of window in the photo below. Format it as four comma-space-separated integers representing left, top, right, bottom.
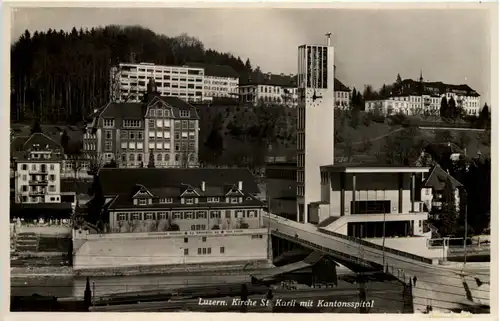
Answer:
21, 174, 56, 181
19, 164, 56, 172
19, 195, 59, 203
20, 185, 56, 192
121, 153, 196, 163
115, 209, 259, 221
84, 143, 97, 151
183, 247, 223, 256
120, 64, 203, 75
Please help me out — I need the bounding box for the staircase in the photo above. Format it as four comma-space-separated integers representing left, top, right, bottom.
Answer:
15, 232, 40, 252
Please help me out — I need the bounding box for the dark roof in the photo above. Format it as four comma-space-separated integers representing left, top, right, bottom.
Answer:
97, 96, 199, 126
423, 164, 463, 190
185, 62, 239, 78
61, 179, 93, 194
424, 143, 463, 160
334, 78, 350, 92
99, 102, 145, 119
240, 72, 297, 87
400, 79, 480, 97
98, 168, 260, 198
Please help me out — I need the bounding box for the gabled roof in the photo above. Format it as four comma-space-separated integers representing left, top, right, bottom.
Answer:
99, 102, 146, 120
20, 132, 63, 152
423, 164, 463, 190
240, 72, 297, 88
98, 168, 260, 196
185, 62, 239, 79
148, 96, 200, 119
334, 78, 350, 92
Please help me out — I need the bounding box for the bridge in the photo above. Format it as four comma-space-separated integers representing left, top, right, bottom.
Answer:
263, 213, 490, 313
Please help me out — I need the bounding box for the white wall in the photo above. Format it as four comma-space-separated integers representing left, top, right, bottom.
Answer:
366, 235, 445, 259
73, 229, 269, 270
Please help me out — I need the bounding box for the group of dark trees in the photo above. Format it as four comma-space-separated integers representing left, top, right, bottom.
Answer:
11, 26, 255, 123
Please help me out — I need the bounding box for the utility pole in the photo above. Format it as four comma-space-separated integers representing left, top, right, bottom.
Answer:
382, 209, 386, 268
462, 193, 468, 272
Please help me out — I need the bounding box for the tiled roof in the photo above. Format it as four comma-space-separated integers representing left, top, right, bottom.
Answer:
10, 124, 84, 149
61, 179, 93, 194
96, 95, 199, 127
99, 168, 260, 196
185, 62, 239, 78
423, 164, 463, 190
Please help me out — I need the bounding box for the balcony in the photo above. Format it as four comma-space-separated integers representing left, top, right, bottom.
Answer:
29, 180, 48, 185
29, 168, 48, 174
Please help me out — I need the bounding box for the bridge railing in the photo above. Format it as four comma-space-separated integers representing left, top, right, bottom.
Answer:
317, 228, 433, 264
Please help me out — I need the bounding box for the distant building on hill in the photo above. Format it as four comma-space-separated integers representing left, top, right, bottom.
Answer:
238, 71, 350, 108
185, 62, 240, 99
365, 73, 481, 116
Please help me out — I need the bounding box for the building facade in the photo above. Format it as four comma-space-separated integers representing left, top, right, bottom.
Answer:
72, 168, 269, 269
11, 133, 64, 204
334, 78, 351, 109
365, 77, 481, 116
186, 63, 239, 99
110, 63, 207, 103
85, 83, 200, 168
296, 40, 335, 223
239, 72, 299, 107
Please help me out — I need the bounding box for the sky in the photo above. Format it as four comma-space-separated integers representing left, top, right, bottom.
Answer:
10, 6, 494, 104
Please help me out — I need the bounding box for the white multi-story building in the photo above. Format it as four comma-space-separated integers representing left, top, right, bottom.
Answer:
334, 78, 351, 109
11, 133, 64, 204
186, 63, 239, 99
296, 37, 336, 223
365, 76, 481, 116
239, 73, 299, 107
110, 62, 207, 103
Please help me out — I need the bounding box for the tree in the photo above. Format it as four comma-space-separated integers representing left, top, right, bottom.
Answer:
439, 96, 449, 119
448, 96, 457, 119
147, 150, 155, 168
351, 87, 358, 106
439, 177, 459, 235
30, 118, 42, 134
479, 103, 490, 128
383, 127, 426, 165
61, 130, 70, 154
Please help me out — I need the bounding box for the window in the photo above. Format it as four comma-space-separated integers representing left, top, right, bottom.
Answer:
105, 141, 112, 152
184, 212, 193, 219
158, 212, 167, 220
236, 211, 244, 219
173, 212, 181, 220
129, 154, 135, 161
230, 197, 239, 204
103, 119, 114, 128
202, 248, 207, 254
156, 142, 163, 149
156, 120, 163, 128
22, 185, 28, 192
148, 120, 155, 128
209, 211, 221, 219
145, 212, 154, 220
137, 154, 143, 162
207, 248, 211, 254
104, 130, 112, 139
220, 247, 225, 254
184, 249, 189, 255
198, 248, 202, 255
121, 142, 127, 149
22, 164, 27, 171
182, 120, 188, 129
132, 213, 142, 220
149, 109, 155, 117
196, 211, 206, 219
225, 210, 231, 218
185, 198, 194, 205
22, 174, 27, 181
184, 237, 188, 243
159, 198, 172, 204
123, 120, 141, 128
157, 109, 163, 117
49, 185, 56, 192
164, 119, 171, 127
425, 189, 430, 195
157, 154, 163, 161
138, 199, 147, 205
174, 120, 181, 129
137, 132, 143, 140
202, 236, 207, 242
207, 197, 219, 203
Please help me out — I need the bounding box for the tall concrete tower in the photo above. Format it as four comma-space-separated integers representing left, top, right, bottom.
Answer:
296, 34, 335, 224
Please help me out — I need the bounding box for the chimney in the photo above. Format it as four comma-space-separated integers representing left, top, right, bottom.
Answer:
201, 181, 206, 192
238, 181, 243, 191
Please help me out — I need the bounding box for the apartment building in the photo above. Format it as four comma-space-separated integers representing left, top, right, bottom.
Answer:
11, 133, 64, 204
85, 79, 200, 168
186, 63, 240, 99
239, 72, 299, 107
110, 62, 206, 103
365, 76, 481, 116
